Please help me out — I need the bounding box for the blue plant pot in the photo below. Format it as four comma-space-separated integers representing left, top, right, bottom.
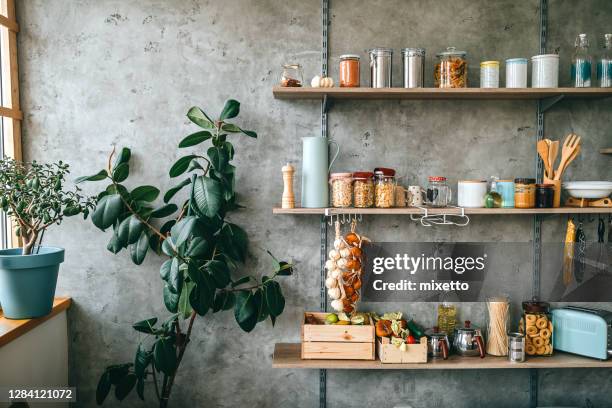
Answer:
0, 247, 64, 319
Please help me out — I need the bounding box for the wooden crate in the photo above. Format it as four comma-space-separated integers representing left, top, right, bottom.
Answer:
377, 336, 428, 364
301, 312, 375, 360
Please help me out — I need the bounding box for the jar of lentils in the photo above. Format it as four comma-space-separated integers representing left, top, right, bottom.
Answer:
329, 173, 353, 207
374, 168, 396, 208
353, 171, 374, 208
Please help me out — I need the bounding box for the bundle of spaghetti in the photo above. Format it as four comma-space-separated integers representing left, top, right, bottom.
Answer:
486, 297, 510, 356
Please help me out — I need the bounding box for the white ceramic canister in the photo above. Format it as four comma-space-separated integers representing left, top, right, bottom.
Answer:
505, 58, 528, 88
480, 61, 500, 88
531, 54, 559, 88
457, 180, 488, 208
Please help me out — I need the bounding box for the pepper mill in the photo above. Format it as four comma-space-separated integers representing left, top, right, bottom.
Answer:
282, 163, 295, 209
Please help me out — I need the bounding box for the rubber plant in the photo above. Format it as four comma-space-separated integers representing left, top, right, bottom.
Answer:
79, 100, 292, 407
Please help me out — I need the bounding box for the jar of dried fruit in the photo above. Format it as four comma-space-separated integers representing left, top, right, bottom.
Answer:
434, 47, 467, 88
280, 63, 303, 87
329, 173, 353, 208
374, 168, 396, 208
353, 171, 374, 208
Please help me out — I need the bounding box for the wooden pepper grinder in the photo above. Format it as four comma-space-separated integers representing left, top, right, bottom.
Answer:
281, 163, 295, 209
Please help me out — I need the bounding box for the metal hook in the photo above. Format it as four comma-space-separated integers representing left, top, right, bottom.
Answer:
341, 213, 346, 224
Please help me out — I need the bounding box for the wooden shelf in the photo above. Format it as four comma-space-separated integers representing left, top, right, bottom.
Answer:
273, 207, 612, 215
273, 87, 612, 101
600, 148, 612, 154
273, 343, 612, 370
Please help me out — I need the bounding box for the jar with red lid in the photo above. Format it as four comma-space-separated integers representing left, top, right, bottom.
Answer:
329, 172, 353, 208
353, 171, 374, 208
339, 55, 360, 87
426, 176, 452, 207
374, 168, 396, 208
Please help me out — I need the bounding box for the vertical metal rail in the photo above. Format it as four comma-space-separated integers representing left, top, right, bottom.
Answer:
319, 1, 330, 408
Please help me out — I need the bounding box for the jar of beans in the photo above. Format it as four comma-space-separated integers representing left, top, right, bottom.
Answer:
353, 171, 374, 208
330, 173, 353, 207
374, 168, 396, 208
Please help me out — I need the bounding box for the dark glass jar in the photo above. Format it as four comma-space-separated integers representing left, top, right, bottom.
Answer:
536, 184, 554, 208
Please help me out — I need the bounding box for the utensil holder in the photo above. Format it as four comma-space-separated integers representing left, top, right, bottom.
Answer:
543, 177, 561, 208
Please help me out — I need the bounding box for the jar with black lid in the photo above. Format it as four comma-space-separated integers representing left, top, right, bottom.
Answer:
535, 184, 554, 208
520, 301, 553, 357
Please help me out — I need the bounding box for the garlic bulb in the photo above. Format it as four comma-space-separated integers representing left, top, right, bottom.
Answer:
331, 299, 344, 312
328, 250, 340, 260
325, 260, 336, 270
311, 75, 321, 88
331, 269, 342, 279
325, 277, 337, 289
336, 258, 348, 269
328, 288, 341, 299
320, 77, 334, 87
333, 238, 346, 250
399, 342, 408, 352
339, 248, 351, 258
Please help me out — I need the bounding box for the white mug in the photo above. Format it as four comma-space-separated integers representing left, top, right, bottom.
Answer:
457, 180, 487, 208
407, 185, 426, 207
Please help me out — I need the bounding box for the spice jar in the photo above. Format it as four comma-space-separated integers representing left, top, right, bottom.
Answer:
329, 173, 353, 208
435, 47, 467, 88
536, 184, 554, 208
514, 178, 536, 208
353, 171, 374, 208
280, 64, 303, 87
520, 301, 553, 357
374, 167, 396, 208
339, 55, 360, 87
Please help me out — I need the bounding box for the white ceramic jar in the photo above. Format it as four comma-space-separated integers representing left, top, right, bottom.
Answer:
457, 180, 488, 208
531, 54, 559, 88
505, 58, 528, 88
480, 61, 500, 88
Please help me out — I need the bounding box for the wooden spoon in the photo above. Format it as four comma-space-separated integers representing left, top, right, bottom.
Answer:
554, 134, 581, 180
548, 140, 559, 178
559, 144, 581, 177
537, 140, 552, 179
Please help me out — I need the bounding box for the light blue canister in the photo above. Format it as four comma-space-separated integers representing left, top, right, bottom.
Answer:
497, 180, 515, 208
301, 136, 339, 208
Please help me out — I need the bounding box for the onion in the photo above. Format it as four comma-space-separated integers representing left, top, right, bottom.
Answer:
331, 299, 344, 311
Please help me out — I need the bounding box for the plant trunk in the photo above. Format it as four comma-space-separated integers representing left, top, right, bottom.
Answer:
21, 232, 37, 255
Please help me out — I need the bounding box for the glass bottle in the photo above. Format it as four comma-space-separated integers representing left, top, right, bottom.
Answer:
598, 34, 612, 88
484, 177, 502, 208
571, 34, 592, 87
437, 301, 457, 337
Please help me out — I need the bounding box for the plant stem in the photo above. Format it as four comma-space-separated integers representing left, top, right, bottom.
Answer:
151, 368, 161, 402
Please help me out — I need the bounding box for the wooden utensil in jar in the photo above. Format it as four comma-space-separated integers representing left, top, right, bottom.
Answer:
554, 134, 581, 181
537, 140, 552, 179
548, 140, 559, 178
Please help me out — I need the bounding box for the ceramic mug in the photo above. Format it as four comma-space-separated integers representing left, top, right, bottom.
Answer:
407, 185, 426, 207
457, 180, 487, 208
497, 180, 515, 208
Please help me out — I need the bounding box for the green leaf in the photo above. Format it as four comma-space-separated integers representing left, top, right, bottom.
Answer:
133, 317, 158, 334
154, 337, 177, 376
112, 162, 129, 182
115, 373, 137, 401
219, 99, 240, 120
92, 194, 123, 230
207, 146, 229, 173
167, 258, 183, 294
234, 290, 258, 332
277, 261, 293, 276
164, 178, 190, 203
163, 284, 180, 313
219, 223, 248, 262
185, 236, 210, 258
265, 280, 285, 319
75, 169, 108, 184
178, 281, 195, 319
108, 364, 131, 385
130, 232, 149, 265
179, 130, 212, 148
150, 203, 178, 218
187, 106, 214, 129
118, 215, 144, 246
134, 345, 152, 379
96, 371, 112, 405
113, 147, 131, 169
207, 260, 230, 288
169, 155, 197, 178
240, 128, 257, 138
231, 276, 251, 288
189, 272, 215, 316
212, 291, 235, 312
161, 237, 176, 257
170, 216, 197, 248
136, 378, 145, 401
187, 159, 204, 172
131, 185, 160, 202
192, 176, 223, 218
107, 230, 124, 254
221, 123, 257, 138
254, 288, 269, 322
159, 259, 172, 281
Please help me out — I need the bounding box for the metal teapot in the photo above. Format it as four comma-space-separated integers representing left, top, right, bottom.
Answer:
425, 326, 449, 360
453, 320, 485, 358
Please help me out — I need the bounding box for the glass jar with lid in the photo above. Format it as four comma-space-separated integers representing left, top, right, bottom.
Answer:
435, 47, 467, 88
329, 173, 353, 208
353, 171, 374, 208
374, 167, 396, 208
339, 55, 360, 87
280, 63, 303, 87
514, 178, 536, 208
520, 301, 553, 357
426, 176, 452, 207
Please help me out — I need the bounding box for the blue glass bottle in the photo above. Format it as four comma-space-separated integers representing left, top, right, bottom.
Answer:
597, 34, 612, 88
571, 34, 592, 87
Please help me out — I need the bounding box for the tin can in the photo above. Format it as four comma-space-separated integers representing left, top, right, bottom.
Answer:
508, 332, 525, 362
505, 58, 528, 88
480, 61, 499, 88
532, 54, 559, 88
369, 48, 393, 88
401, 48, 425, 88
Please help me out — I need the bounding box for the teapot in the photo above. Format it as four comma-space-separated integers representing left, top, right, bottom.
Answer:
453, 320, 485, 358
425, 326, 449, 360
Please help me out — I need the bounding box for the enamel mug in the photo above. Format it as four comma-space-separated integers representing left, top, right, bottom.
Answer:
497, 180, 515, 208
407, 185, 426, 207
301, 136, 339, 208
457, 180, 487, 208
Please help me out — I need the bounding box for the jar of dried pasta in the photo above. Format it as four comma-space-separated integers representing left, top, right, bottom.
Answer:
374, 168, 396, 208
353, 171, 374, 208
329, 173, 353, 208
435, 47, 467, 88
520, 301, 553, 357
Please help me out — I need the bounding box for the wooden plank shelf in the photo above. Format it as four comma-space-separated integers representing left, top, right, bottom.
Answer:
600, 148, 612, 154
273, 343, 612, 370
273, 207, 612, 215
273, 87, 612, 101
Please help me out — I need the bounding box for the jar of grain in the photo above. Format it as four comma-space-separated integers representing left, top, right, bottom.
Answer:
339, 55, 360, 87
514, 178, 536, 208
374, 168, 396, 208
353, 171, 374, 208
330, 173, 353, 208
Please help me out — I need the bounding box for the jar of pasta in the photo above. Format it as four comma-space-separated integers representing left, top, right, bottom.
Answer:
352, 172, 374, 208
520, 301, 553, 357
374, 168, 396, 208
514, 178, 536, 208
329, 173, 353, 207
435, 47, 467, 88
339, 55, 360, 87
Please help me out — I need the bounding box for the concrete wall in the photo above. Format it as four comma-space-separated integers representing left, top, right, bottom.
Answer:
16, 0, 612, 407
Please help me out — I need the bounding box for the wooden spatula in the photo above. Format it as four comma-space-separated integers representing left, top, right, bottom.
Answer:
548, 140, 559, 179
554, 134, 581, 180
537, 139, 552, 179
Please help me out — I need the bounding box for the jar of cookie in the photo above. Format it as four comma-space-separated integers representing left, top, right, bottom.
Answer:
520, 301, 553, 357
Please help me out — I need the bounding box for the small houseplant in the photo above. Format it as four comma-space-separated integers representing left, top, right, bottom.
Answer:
0, 159, 94, 319
79, 99, 291, 407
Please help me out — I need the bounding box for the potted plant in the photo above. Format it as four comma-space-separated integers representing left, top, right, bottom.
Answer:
79, 99, 292, 406
0, 159, 94, 319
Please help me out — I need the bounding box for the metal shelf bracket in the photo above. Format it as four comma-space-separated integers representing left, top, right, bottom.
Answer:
540, 94, 565, 112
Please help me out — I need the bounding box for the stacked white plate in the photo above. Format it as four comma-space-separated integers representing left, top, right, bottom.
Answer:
562, 181, 612, 199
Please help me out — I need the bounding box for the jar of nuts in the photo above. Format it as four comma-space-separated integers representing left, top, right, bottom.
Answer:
352, 172, 374, 208
329, 173, 353, 208
374, 167, 396, 208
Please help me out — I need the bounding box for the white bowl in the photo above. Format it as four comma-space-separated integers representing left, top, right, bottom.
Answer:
562, 181, 612, 199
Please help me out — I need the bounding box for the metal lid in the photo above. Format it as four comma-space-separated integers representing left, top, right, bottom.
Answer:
459, 179, 486, 183
428, 176, 447, 182
515, 178, 536, 184
352, 171, 374, 179
456, 320, 477, 333
340, 54, 360, 60
506, 58, 528, 64
329, 172, 352, 180
282, 63, 302, 68
401, 47, 425, 57
480, 60, 500, 67
531, 54, 559, 60
436, 46, 466, 58
374, 167, 395, 177
368, 47, 393, 56
425, 326, 448, 337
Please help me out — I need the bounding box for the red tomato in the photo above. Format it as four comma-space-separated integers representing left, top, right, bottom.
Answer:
406, 335, 416, 344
